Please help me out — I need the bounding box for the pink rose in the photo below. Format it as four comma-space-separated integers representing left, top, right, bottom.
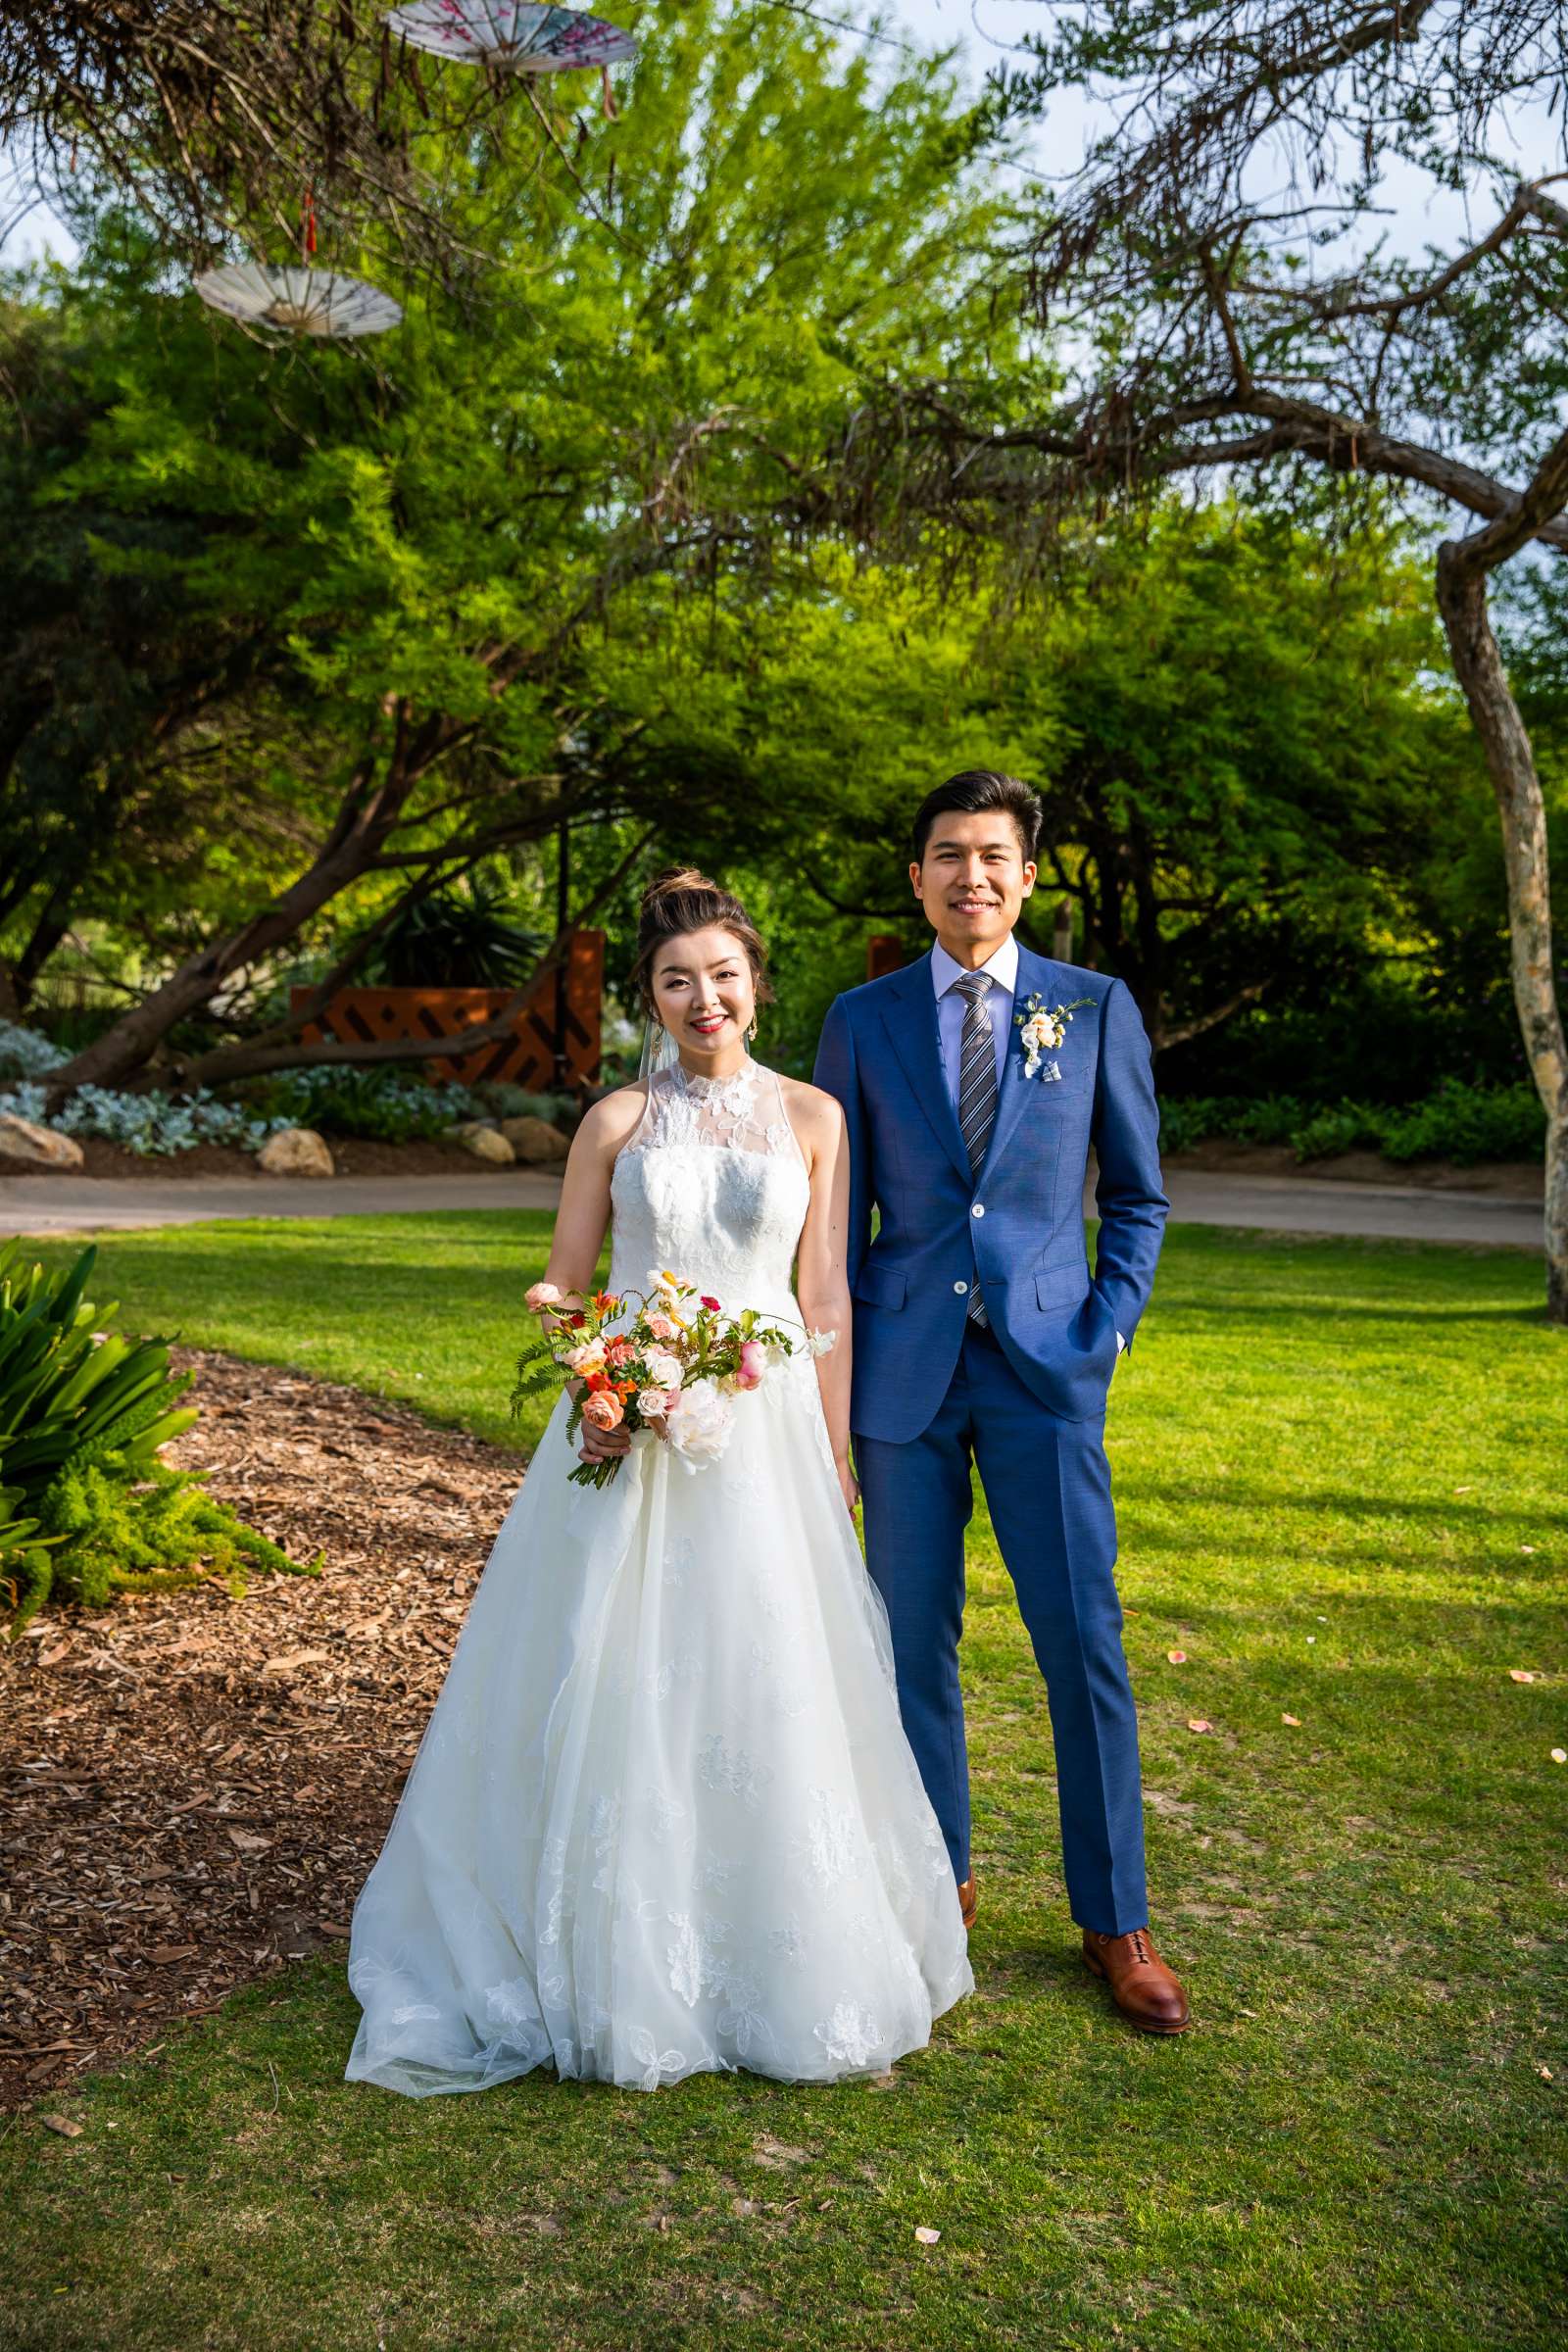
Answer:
646, 1312, 678, 1343
525, 1280, 562, 1312
735, 1339, 766, 1391
581, 1390, 624, 1431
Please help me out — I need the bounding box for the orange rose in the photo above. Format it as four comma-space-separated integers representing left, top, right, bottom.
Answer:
581, 1390, 624, 1431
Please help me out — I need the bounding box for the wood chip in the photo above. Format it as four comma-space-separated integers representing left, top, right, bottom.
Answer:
0, 1343, 527, 2113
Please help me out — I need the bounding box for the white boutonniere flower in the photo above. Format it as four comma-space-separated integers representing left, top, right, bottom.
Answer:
1013, 992, 1095, 1080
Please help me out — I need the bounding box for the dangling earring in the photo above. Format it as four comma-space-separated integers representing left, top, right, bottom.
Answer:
746, 1012, 760, 1043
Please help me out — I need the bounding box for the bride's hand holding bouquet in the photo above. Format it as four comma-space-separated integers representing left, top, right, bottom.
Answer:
511, 1266, 836, 1488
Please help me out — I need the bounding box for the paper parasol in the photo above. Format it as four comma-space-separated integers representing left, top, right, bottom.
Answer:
384, 4, 637, 74
192, 265, 404, 339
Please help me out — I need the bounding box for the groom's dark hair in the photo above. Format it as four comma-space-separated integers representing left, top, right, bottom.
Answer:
910, 769, 1043, 864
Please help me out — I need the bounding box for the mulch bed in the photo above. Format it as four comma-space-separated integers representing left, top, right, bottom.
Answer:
0, 1347, 532, 2112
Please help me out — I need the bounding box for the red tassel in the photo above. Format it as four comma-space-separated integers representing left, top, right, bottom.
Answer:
600, 65, 617, 121
302, 184, 318, 259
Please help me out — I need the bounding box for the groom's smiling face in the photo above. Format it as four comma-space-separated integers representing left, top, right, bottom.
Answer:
909, 810, 1037, 963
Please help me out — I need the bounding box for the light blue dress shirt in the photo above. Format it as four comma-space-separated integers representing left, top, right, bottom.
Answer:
930, 930, 1124, 1355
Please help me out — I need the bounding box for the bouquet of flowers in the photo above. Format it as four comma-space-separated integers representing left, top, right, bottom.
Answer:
510, 1265, 837, 1487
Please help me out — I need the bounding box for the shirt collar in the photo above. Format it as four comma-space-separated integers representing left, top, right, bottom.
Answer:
931, 932, 1019, 999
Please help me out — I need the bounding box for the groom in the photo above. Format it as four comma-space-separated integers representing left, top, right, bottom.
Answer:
813, 769, 1189, 2033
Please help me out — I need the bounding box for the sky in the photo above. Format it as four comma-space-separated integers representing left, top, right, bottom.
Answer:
884, 0, 1566, 270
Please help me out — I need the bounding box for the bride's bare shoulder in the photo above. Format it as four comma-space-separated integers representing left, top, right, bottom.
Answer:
776, 1074, 848, 1143
575, 1080, 653, 1155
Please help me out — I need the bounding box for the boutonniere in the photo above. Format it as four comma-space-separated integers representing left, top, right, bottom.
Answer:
1012, 993, 1095, 1081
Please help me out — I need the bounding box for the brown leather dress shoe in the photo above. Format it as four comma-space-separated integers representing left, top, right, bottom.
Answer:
1082, 1925, 1191, 2034
957, 1872, 978, 1931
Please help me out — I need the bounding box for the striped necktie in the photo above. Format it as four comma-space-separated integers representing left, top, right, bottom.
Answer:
953, 971, 997, 1326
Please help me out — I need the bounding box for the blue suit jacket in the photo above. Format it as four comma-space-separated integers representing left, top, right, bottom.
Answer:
812, 941, 1169, 1444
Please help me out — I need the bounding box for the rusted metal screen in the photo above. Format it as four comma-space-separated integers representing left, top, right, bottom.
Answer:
290, 928, 605, 1090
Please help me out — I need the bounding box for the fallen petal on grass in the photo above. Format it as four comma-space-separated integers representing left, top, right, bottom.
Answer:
914, 2226, 941, 2245
1282, 1713, 1301, 1726
1551, 1748, 1566, 1765
1166, 1649, 1188, 1664
1509, 1670, 1538, 1684
1187, 1718, 1213, 1734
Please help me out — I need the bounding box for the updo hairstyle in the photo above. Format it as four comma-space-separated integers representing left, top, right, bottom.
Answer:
629, 866, 775, 1023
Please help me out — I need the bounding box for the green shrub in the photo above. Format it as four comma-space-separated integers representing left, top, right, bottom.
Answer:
1157, 1095, 1309, 1152
1159, 1080, 1544, 1166
245, 1064, 483, 1143
28, 1451, 303, 1613
471, 1082, 578, 1128
1376, 1077, 1546, 1165
1289, 1103, 1386, 1160
0, 1240, 318, 1634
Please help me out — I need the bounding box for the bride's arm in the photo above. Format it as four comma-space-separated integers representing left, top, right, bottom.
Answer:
538, 1088, 647, 1461
790, 1084, 858, 1517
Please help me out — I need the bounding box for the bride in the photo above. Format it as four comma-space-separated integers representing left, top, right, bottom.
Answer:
343, 866, 973, 2095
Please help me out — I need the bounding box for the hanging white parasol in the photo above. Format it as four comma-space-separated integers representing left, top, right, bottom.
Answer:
191, 264, 404, 339
384, 4, 638, 75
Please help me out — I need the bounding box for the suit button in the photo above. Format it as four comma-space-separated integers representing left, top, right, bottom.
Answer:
971, 1202, 985, 1218
954, 1279, 968, 1295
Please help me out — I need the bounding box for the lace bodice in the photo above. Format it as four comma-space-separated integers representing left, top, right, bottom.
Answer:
609, 1056, 810, 1314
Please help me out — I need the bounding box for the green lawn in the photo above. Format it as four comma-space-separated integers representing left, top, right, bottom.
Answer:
3, 1216, 1565, 2351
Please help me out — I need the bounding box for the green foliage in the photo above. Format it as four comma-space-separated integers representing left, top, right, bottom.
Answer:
471, 1083, 578, 1128
1159, 1080, 1544, 1166
2, 0, 1014, 1034
245, 1064, 483, 1143
0, 1239, 318, 1632
346, 873, 542, 990
25, 1449, 308, 1616
582, 509, 1494, 1071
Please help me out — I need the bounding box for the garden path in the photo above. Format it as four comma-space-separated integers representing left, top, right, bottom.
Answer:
0, 1163, 1544, 1249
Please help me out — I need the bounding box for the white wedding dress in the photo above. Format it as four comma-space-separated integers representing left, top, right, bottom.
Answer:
343, 1054, 973, 2095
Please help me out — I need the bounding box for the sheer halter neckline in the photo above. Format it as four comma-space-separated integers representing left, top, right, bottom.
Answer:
618, 1052, 807, 1170
670, 1053, 760, 1102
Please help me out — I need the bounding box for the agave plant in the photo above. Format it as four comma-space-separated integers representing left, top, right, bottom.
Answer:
350, 872, 543, 990
0, 1241, 197, 1510
0, 1241, 318, 1633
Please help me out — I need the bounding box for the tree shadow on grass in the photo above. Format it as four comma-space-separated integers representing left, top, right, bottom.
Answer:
1116, 1481, 1568, 1539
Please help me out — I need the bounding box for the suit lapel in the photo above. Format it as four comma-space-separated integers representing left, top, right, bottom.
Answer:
878, 950, 973, 1187
980, 941, 1068, 1177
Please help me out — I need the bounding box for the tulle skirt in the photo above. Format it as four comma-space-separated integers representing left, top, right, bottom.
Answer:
343, 1357, 973, 2095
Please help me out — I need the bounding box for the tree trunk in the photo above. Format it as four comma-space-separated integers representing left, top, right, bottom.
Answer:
1436, 549, 1567, 1321
38, 704, 432, 1106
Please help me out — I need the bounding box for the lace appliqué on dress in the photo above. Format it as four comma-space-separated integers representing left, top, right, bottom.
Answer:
618, 1054, 806, 1165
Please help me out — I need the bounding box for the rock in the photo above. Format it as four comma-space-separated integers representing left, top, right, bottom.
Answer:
497, 1115, 570, 1164
256, 1126, 335, 1178
0, 1113, 85, 1172
454, 1123, 515, 1165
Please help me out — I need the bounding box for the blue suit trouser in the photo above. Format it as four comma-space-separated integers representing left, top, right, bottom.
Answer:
853, 1320, 1149, 1937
